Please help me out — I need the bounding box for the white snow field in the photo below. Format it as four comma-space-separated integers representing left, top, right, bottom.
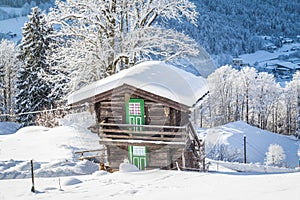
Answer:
0, 16, 27, 42
0, 120, 299, 200
201, 121, 300, 169
0, 168, 299, 200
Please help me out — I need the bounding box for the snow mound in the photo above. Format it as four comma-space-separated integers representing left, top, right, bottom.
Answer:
0, 160, 99, 179
0, 122, 21, 135
0, 125, 100, 161
93, 170, 109, 176
0, 118, 101, 179
74, 160, 99, 174
119, 163, 139, 172
202, 121, 300, 168
62, 177, 82, 186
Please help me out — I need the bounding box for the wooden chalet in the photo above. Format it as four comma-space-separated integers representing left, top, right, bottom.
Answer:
68, 61, 209, 171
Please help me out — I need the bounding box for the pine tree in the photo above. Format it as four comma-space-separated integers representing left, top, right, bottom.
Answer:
15, 7, 53, 125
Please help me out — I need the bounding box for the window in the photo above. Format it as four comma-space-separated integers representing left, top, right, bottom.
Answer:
129, 103, 141, 115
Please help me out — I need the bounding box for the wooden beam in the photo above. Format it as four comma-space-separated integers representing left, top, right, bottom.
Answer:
100, 122, 186, 130
74, 148, 106, 154
99, 139, 185, 148
100, 134, 185, 142
100, 129, 185, 136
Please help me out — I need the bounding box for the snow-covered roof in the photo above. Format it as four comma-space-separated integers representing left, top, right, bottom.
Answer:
68, 61, 208, 107
276, 61, 300, 70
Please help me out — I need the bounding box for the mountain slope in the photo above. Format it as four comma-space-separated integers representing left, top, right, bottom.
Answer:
200, 121, 300, 168
1, 0, 299, 56
167, 0, 300, 56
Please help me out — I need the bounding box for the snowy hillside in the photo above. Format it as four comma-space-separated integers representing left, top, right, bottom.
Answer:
185, 0, 300, 55
0, 16, 27, 42
0, 0, 53, 41
0, 119, 100, 179
0, 122, 21, 135
0, 119, 299, 199
201, 121, 300, 168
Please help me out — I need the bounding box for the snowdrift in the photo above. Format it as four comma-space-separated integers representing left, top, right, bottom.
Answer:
0, 122, 21, 135
0, 123, 100, 179
202, 121, 300, 168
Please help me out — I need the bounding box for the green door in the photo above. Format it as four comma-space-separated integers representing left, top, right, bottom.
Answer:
128, 146, 148, 170
126, 99, 147, 170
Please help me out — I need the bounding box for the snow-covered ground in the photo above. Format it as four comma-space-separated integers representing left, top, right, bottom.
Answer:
0, 6, 22, 16
0, 16, 27, 42
200, 121, 300, 169
0, 119, 299, 200
240, 43, 300, 66
0, 122, 21, 135
0, 168, 299, 200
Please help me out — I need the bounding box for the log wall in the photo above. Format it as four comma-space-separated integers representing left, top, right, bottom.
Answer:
95, 93, 189, 127
106, 145, 184, 170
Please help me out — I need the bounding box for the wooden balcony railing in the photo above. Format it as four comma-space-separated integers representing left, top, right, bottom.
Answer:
98, 123, 187, 144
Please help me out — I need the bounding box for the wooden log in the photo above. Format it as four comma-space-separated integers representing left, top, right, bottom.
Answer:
100, 134, 184, 142
78, 155, 102, 161
74, 148, 105, 154
99, 139, 185, 148
100, 101, 124, 106
100, 123, 186, 130
100, 129, 185, 136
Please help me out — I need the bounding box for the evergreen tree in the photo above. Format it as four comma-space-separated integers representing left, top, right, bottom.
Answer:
15, 7, 53, 125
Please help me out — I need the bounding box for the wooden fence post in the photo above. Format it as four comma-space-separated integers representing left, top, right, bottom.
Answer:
31, 160, 35, 193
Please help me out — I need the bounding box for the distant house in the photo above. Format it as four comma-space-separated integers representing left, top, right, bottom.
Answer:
232, 58, 243, 66
68, 61, 209, 171
282, 38, 294, 44
232, 58, 249, 68
266, 45, 277, 52
275, 61, 300, 78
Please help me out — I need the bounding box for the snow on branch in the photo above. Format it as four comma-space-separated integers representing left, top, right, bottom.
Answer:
46, 0, 199, 92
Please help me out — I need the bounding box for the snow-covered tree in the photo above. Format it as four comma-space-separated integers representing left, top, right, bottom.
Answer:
252, 72, 278, 130
0, 61, 5, 119
206, 65, 240, 126
265, 144, 286, 167
292, 72, 300, 139
0, 39, 19, 121
239, 67, 257, 124
268, 83, 283, 133
47, 0, 199, 97
16, 7, 54, 125
284, 71, 300, 138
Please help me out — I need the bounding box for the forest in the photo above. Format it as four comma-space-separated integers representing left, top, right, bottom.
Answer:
168, 0, 299, 63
